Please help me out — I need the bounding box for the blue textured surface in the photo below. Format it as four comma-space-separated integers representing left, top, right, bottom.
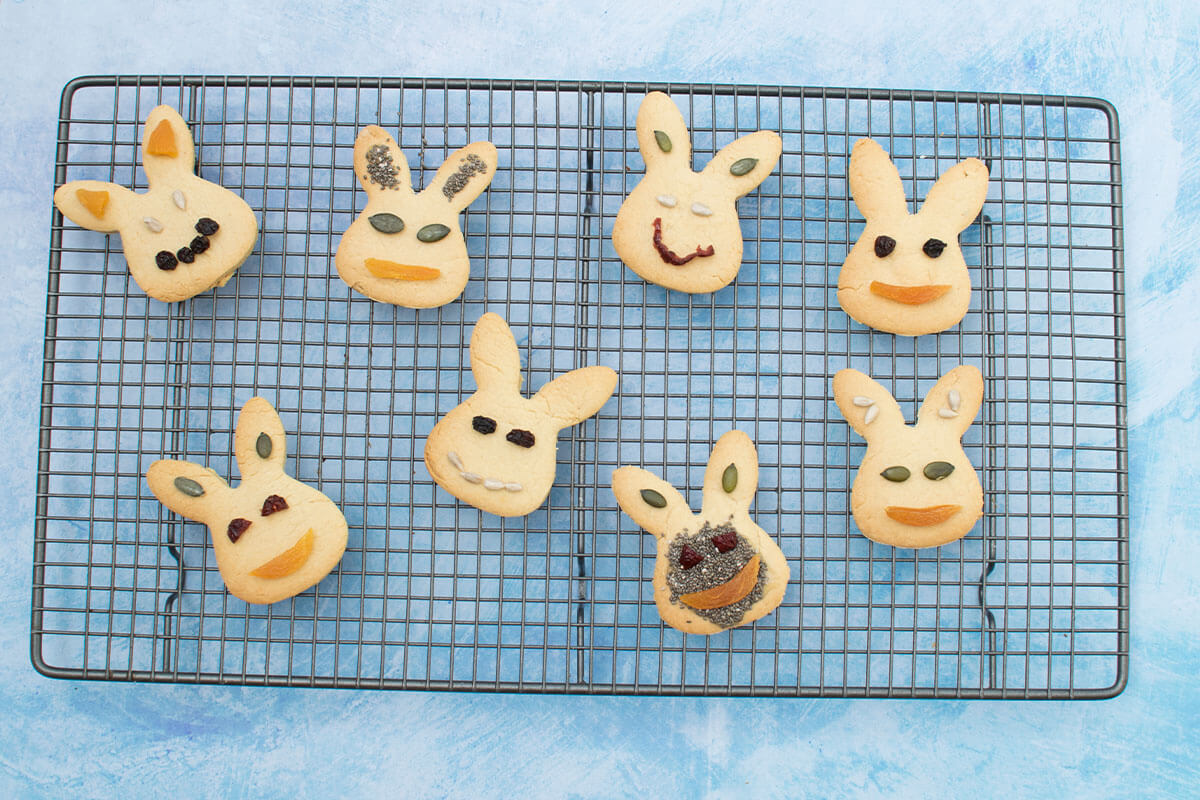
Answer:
0, 0, 1196, 796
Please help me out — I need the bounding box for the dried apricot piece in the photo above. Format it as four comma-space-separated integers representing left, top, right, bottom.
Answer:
250, 529, 314, 578
364, 258, 440, 281
146, 119, 177, 157
679, 555, 760, 610
869, 281, 951, 305
885, 505, 961, 526
76, 188, 109, 219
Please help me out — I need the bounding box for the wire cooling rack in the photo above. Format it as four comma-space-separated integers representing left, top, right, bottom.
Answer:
33, 76, 1127, 698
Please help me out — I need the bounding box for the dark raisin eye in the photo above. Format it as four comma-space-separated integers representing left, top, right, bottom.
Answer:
472, 416, 497, 434
874, 235, 896, 257
506, 429, 535, 448
711, 530, 738, 552
227, 517, 251, 543
881, 466, 910, 482
923, 461, 955, 480
679, 545, 703, 569
922, 238, 947, 258
261, 494, 289, 516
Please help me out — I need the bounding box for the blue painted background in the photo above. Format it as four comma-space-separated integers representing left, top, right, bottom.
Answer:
1, 0, 1196, 796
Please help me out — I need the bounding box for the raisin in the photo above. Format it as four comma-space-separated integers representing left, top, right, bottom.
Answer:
874, 235, 896, 257
155, 250, 178, 271
195, 217, 220, 236
176, 246, 195, 264
711, 530, 738, 553
472, 415, 497, 434
189, 234, 210, 254
922, 238, 947, 258
261, 494, 289, 516
227, 517, 251, 543
506, 428, 535, 448
679, 544, 703, 569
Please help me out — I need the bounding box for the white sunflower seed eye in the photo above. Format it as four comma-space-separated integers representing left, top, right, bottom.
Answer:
691, 202, 713, 217
656, 194, 677, 208
864, 405, 880, 425
852, 396, 874, 407
948, 388, 961, 411
172, 190, 186, 210
143, 216, 163, 233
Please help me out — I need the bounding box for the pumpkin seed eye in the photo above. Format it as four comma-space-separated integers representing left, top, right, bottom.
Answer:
923, 461, 955, 480
416, 223, 450, 243
880, 466, 910, 482
368, 213, 405, 234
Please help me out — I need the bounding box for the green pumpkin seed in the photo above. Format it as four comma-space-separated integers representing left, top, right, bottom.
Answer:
729, 157, 758, 177
640, 488, 667, 508
653, 130, 672, 153
416, 223, 450, 243
721, 463, 738, 493
256, 432, 272, 459
173, 476, 205, 497
880, 466, 910, 483
368, 213, 405, 234
923, 461, 955, 481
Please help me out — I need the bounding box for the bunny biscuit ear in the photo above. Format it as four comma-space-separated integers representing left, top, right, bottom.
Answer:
234, 397, 287, 479
146, 459, 230, 524
636, 91, 692, 174
612, 465, 692, 540
53, 181, 136, 233
531, 366, 617, 429
469, 312, 522, 395
701, 430, 758, 514
849, 138, 908, 220
917, 157, 990, 232
833, 368, 906, 440
353, 125, 413, 197
421, 141, 497, 212
700, 130, 782, 197
141, 106, 196, 185
917, 365, 983, 438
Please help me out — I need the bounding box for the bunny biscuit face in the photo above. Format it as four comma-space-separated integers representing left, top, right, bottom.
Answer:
838, 138, 989, 336
423, 313, 618, 517
53, 106, 258, 303
146, 397, 349, 605
612, 431, 790, 635
833, 366, 984, 548
612, 92, 781, 294
335, 126, 497, 308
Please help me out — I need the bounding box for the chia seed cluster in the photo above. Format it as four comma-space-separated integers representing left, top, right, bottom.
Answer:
365, 144, 401, 190
665, 520, 766, 629
442, 153, 487, 200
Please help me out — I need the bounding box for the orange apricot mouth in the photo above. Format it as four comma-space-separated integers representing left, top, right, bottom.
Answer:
364, 258, 441, 281
678, 554, 761, 610
869, 281, 951, 305
250, 529, 315, 578
885, 505, 961, 526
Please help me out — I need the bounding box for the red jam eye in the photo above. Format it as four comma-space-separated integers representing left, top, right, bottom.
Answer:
711, 531, 738, 552
261, 494, 289, 516
679, 545, 703, 569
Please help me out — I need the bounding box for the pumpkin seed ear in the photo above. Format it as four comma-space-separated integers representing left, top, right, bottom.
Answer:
173, 476, 205, 497
721, 463, 738, 493
729, 157, 758, 176
653, 130, 672, 153
256, 432, 273, 459
640, 488, 667, 508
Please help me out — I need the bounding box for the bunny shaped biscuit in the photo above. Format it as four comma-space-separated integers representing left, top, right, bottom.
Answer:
838, 138, 989, 336
612, 92, 782, 294
424, 313, 617, 517
53, 105, 258, 303
146, 397, 349, 604
612, 431, 790, 635
335, 126, 497, 308
833, 366, 984, 548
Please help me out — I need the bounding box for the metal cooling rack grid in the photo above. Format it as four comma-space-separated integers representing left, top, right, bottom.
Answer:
33, 77, 1127, 697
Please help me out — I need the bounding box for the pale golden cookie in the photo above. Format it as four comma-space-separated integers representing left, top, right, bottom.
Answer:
833, 366, 984, 548
335, 126, 497, 308
423, 313, 617, 517
611, 430, 790, 635
53, 105, 258, 303
838, 138, 989, 336
612, 91, 781, 294
147, 397, 349, 604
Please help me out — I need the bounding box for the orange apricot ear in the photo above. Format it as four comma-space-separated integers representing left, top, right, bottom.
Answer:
146, 119, 177, 157
76, 188, 110, 218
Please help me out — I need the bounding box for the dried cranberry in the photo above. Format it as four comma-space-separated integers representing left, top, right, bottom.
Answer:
261, 494, 288, 516
711, 530, 738, 553
506, 428, 535, 448
874, 235, 896, 257
472, 415, 497, 434
227, 517, 251, 543
155, 250, 177, 270
679, 545, 703, 569
922, 238, 947, 258
195, 217, 219, 236
176, 246, 195, 264
189, 234, 210, 254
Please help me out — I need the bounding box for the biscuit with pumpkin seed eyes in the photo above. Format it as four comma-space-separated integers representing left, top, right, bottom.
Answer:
611, 430, 790, 635
53, 105, 259, 303
335, 126, 497, 308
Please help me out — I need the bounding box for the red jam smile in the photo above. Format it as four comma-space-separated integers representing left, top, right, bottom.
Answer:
652, 217, 714, 265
